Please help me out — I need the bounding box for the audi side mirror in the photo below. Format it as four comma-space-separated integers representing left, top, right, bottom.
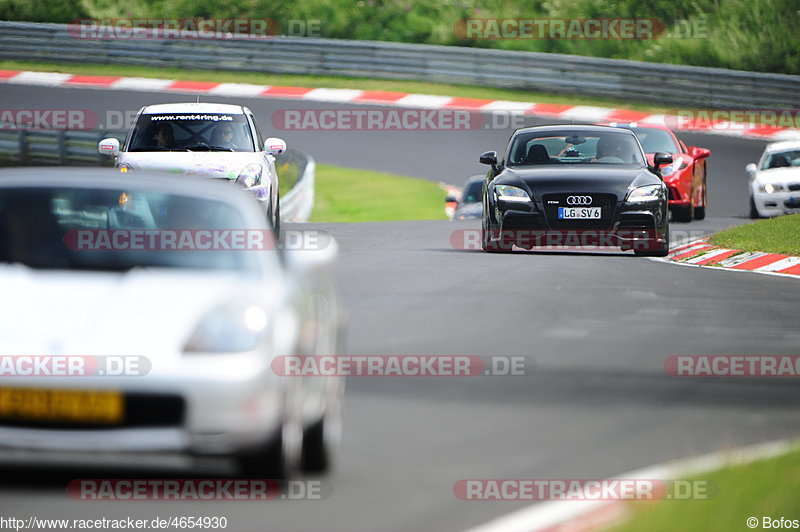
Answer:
479, 151, 498, 166
653, 152, 673, 167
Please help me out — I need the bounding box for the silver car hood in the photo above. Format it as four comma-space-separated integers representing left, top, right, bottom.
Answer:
0, 266, 272, 360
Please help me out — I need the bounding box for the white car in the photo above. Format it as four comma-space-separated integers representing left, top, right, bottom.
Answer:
746, 140, 800, 218
98, 103, 287, 234
0, 168, 343, 477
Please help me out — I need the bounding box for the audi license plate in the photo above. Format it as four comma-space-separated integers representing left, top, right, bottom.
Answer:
558, 207, 601, 219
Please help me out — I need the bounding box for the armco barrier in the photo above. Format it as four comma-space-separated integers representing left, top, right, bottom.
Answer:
0, 21, 799, 108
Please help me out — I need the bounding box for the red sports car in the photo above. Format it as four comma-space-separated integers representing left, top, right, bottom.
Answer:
604, 122, 711, 222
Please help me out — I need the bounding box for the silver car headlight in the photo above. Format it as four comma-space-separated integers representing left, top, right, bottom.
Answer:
184, 302, 300, 356
184, 303, 271, 354
760, 183, 785, 194
495, 185, 531, 202
626, 184, 663, 203
236, 164, 262, 188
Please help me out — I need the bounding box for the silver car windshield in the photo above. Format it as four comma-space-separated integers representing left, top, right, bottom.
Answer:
0, 187, 267, 272
128, 113, 255, 152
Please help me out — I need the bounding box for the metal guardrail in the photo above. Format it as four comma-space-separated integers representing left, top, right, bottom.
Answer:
278, 148, 315, 223
0, 129, 108, 165
1, 21, 799, 108
0, 128, 315, 222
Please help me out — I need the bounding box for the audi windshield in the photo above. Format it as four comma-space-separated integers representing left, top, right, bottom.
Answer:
507, 130, 646, 167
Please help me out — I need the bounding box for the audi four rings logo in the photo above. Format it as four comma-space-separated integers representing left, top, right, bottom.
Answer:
566, 196, 593, 205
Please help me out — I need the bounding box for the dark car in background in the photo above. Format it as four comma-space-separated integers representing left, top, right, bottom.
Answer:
451, 175, 484, 220
480, 124, 672, 256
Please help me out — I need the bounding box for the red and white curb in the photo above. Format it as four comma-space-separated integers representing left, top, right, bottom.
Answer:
463, 438, 800, 532
1, 69, 798, 141
663, 239, 800, 278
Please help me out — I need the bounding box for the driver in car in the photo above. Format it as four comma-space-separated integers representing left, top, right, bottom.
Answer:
152, 123, 175, 149
210, 123, 236, 148
594, 136, 632, 162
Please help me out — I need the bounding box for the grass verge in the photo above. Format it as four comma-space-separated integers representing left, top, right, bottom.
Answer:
311, 164, 447, 222
710, 214, 800, 256
1, 60, 677, 114
605, 446, 800, 532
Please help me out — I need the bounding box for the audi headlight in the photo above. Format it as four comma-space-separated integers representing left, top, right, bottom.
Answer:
236, 164, 262, 188
760, 183, 785, 194
495, 185, 531, 202
626, 184, 663, 203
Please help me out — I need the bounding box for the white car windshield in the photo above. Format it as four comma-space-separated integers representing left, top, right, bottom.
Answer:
128, 113, 256, 152
761, 149, 800, 170
0, 187, 265, 272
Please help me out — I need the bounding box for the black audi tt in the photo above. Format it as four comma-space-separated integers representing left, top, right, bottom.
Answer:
480, 124, 672, 256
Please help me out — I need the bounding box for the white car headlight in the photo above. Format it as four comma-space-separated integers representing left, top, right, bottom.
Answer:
760, 183, 785, 194
495, 185, 531, 202
626, 184, 663, 203
184, 303, 300, 356
184, 303, 271, 353
236, 164, 262, 188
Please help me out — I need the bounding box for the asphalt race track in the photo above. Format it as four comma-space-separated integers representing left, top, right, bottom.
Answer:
0, 84, 798, 532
